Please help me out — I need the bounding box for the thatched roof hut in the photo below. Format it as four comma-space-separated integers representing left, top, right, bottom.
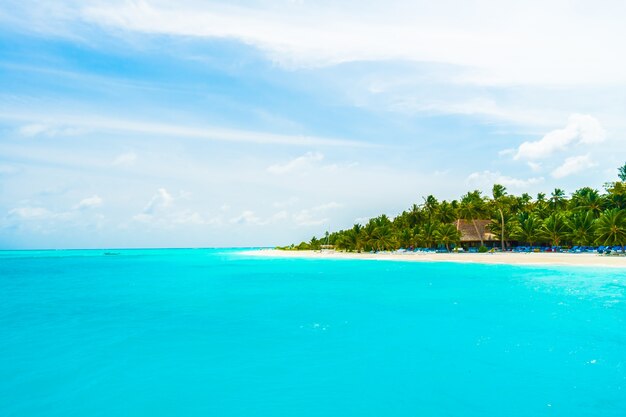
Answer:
455, 219, 497, 243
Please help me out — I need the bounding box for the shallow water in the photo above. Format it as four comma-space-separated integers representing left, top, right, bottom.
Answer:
1, 249, 625, 416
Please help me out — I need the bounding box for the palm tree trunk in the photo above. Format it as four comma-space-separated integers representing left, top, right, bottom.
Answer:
499, 208, 505, 251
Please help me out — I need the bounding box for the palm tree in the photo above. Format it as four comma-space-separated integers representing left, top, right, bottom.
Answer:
606, 181, 626, 210
422, 195, 439, 222
435, 223, 461, 251
408, 203, 424, 227
541, 213, 569, 246
417, 222, 439, 248
397, 229, 414, 249
512, 213, 543, 246
619, 163, 626, 182
336, 224, 364, 252
595, 209, 626, 252
370, 224, 395, 251
309, 236, 321, 250
532, 195, 550, 219
435, 201, 457, 224
491, 184, 508, 251
566, 211, 596, 246
488, 212, 514, 250
571, 187, 605, 217
459, 190, 486, 247
361, 221, 377, 251
519, 193, 533, 212
550, 188, 566, 212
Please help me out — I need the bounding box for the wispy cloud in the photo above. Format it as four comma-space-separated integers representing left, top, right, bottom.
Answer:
466, 170, 544, 190
267, 152, 324, 174
78, 0, 626, 85
2, 0, 626, 249
551, 155, 597, 179
112, 152, 137, 167
514, 114, 605, 160
292, 201, 342, 226
0, 112, 368, 148
142, 188, 173, 215
74, 195, 103, 210
229, 210, 263, 225
132, 188, 223, 226
18, 123, 87, 138
8, 206, 55, 220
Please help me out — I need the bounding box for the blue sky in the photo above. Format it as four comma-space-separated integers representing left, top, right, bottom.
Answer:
1, 0, 625, 249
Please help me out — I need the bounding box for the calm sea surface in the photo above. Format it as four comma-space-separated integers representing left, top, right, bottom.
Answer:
1, 249, 625, 416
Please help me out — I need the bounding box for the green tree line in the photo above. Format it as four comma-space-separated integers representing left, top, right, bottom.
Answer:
282, 164, 626, 253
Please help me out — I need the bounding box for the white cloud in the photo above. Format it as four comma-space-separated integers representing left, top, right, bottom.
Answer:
18, 123, 86, 138
8, 206, 54, 219
131, 213, 153, 223
400, 97, 558, 127
18, 124, 49, 137
292, 201, 342, 226
498, 149, 516, 157
230, 210, 263, 225
527, 162, 542, 172
292, 211, 327, 227
551, 155, 596, 179
132, 192, 220, 226
112, 152, 137, 166
74, 195, 103, 210
271, 210, 289, 221
171, 210, 214, 225
514, 114, 606, 160
142, 188, 173, 214
1, 111, 365, 148
466, 170, 544, 189
78, 0, 626, 85
267, 152, 324, 174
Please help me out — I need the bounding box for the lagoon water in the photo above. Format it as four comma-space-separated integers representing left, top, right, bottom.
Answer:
1, 249, 625, 416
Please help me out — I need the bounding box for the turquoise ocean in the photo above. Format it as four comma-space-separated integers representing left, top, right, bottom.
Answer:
1, 248, 625, 416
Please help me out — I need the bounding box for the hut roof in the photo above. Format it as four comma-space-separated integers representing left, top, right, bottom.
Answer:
455, 219, 497, 242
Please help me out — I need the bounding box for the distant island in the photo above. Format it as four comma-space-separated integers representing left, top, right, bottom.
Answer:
279, 164, 626, 253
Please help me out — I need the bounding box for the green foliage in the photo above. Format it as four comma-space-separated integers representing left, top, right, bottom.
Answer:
309, 236, 321, 250
605, 181, 626, 210
550, 188, 566, 211
511, 213, 543, 246
570, 187, 605, 217
285, 166, 626, 252
296, 241, 311, 250
478, 245, 488, 253
619, 163, 626, 182
566, 211, 596, 245
594, 208, 626, 250
417, 222, 439, 249
434, 223, 461, 251
541, 212, 569, 246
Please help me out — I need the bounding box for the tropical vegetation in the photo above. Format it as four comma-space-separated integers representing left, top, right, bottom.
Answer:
281, 164, 626, 253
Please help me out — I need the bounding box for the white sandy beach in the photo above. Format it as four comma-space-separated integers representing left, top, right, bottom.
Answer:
244, 249, 626, 268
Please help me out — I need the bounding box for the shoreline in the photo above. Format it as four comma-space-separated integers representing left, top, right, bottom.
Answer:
241, 249, 626, 268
